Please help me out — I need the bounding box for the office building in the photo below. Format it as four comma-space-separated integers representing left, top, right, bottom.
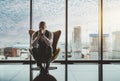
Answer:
89, 34, 109, 52
112, 31, 120, 59
72, 26, 82, 59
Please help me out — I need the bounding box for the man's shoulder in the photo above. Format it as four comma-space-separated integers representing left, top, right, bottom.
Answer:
34, 30, 39, 34
33, 31, 39, 37
46, 30, 50, 32
45, 30, 52, 34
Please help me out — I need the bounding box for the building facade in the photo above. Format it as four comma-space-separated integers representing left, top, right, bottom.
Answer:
72, 26, 82, 59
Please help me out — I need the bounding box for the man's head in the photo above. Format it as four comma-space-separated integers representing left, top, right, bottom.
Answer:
39, 21, 46, 30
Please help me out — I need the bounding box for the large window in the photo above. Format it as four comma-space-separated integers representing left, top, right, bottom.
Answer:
0, 0, 30, 60
103, 0, 120, 60
68, 0, 99, 60
32, 0, 65, 81
0, 0, 120, 81
32, 0, 65, 60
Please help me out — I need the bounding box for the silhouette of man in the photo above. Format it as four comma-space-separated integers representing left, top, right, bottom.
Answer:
32, 21, 53, 74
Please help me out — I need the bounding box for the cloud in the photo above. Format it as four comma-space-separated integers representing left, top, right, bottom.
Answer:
1, 0, 120, 47
0, 0, 30, 47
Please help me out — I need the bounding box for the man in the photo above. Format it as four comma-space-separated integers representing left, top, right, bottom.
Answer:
32, 21, 53, 74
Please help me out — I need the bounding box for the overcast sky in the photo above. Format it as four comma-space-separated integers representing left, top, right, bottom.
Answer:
0, 0, 120, 47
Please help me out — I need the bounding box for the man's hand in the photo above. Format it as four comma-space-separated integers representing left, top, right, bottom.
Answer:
29, 29, 35, 37
39, 28, 44, 35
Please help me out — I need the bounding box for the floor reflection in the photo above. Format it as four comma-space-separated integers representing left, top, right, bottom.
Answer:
33, 73, 57, 81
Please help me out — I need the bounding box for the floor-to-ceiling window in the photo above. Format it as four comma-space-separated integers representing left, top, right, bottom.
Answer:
32, 0, 65, 80
103, 0, 120, 81
68, 0, 98, 81
32, 0, 65, 60
103, 0, 120, 60
0, 0, 120, 81
0, 0, 30, 60
68, 0, 99, 60
0, 0, 30, 81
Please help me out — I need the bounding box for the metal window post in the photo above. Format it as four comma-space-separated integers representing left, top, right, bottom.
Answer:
98, 0, 103, 81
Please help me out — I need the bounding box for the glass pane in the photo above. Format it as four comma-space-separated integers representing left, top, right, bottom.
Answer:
68, 64, 98, 81
0, 65, 29, 81
32, 0, 65, 81
0, 0, 30, 60
32, 0, 65, 60
68, 0, 99, 60
103, 64, 120, 81
103, 0, 120, 60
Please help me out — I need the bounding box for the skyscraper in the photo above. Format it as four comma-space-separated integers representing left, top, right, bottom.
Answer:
112, 31, 120, 51
112, 31, 120, 59
89, 34, 109, 52
72, 26, 81, 59
89, 34, 110, 59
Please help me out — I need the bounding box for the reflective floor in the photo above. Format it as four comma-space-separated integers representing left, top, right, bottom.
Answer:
0, 64, 120, 81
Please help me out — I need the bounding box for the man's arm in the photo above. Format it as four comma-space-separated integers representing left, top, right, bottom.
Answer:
42, 32, 53, 46
32, 31, 42, 47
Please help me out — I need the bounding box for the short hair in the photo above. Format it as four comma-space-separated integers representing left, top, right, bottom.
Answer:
39, 21, 46, 28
